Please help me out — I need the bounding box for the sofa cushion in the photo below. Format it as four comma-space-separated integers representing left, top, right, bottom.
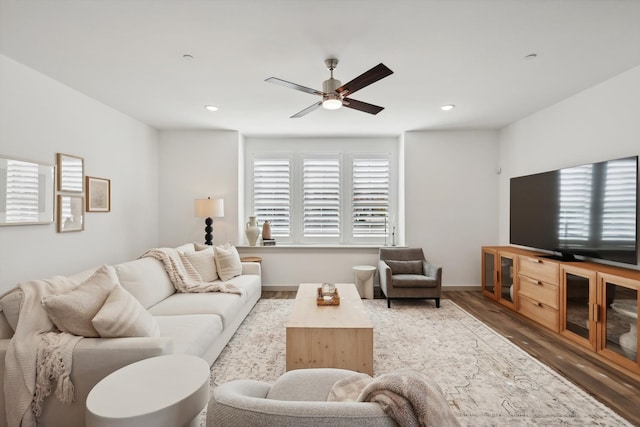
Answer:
391, 274, 438, 288
215, 242, 243, 281
183, 247, 219, 282
42, 265, 118, 337
155, 314, 223, 358
148, 274, 261, 327
386, 260, 423, 275
113, 257, 176, 309
92, 284, 160, 338
0, 288, 23, 331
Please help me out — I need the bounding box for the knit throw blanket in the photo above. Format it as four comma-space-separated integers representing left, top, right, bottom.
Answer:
328, 369, 461, 427
3, 278, 83, 427
141, 248, 243, 295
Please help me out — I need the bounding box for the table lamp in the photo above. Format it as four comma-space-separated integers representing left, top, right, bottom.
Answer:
194, 197, 224, 245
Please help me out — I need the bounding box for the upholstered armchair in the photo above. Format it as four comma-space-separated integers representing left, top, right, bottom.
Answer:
208, 368, 396, 426
378, 247, 442, 308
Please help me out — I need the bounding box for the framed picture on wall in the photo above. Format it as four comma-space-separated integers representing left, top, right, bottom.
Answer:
56, 153, 84, 193
57, 194, 84, 232
86, 176, 111, 212
0, 156, 55, 226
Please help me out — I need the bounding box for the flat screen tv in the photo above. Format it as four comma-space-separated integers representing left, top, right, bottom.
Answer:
510, 156, 638, 265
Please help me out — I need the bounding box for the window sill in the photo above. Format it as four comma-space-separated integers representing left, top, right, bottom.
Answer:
236, 244, 403, 250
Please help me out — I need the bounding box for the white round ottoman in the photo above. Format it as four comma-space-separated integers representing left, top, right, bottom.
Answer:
86, 354, 210, 427
353, 265, 376, 299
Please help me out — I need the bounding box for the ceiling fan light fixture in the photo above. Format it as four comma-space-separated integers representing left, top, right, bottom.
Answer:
322, 95, 343, 110
440, 104, 455, 111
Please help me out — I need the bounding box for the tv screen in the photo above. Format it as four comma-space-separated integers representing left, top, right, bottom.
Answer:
510, 156, 638, 265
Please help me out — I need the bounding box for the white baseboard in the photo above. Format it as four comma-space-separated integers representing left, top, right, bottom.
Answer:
262, 284, 482, 292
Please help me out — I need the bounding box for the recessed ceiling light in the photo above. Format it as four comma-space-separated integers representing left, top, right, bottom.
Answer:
204, 105, 219, 112
183, 54, 194, 60
524, 53, 538, 61
441, 104, 455, 111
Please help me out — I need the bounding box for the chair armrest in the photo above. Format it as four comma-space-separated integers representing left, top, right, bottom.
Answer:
241, 262, 261, 276
378, 260, 392, 289
423, 261, 443, 283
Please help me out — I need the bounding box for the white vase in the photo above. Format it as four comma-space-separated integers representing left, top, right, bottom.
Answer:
245, 216, 260, 246
619, 323, 638, 360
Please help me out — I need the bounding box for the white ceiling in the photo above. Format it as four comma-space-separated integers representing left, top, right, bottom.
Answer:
2, 0, 640, 136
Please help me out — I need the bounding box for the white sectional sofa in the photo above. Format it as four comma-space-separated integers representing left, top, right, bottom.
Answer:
0, 243, 261, 427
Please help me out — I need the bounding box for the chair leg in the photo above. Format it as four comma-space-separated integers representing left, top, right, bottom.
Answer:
435, 298, 440, 308
387, 298, 391, 308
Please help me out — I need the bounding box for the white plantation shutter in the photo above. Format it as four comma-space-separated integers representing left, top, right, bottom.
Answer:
352, 158, 390, 238
253, 159, 291, 237
303, 158, 340, 237
559, 164, 593, 241
602, 158, 637, 242
4, 160, 40, 223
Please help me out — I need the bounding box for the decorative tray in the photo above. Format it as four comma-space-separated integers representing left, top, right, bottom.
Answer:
317, 287, 340, 306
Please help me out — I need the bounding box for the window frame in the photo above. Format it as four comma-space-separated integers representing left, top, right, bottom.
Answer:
244, 138, 398, 246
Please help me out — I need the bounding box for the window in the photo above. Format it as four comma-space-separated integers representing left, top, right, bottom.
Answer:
245, 138, 397, 245
253, 158, 291, 237
352, 158, 390, 238
303, 158, 340, 238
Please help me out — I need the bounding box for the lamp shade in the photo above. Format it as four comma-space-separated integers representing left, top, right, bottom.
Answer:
194, 198, 224, 218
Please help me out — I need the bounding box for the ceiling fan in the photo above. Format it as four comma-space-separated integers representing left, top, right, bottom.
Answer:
265, 58, 393, 118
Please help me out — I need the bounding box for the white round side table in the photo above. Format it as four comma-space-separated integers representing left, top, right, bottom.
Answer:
86, 354, 210, 427
353, 265, 377, 299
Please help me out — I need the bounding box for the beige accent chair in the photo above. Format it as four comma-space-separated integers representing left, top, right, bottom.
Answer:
378, 247, 442, 308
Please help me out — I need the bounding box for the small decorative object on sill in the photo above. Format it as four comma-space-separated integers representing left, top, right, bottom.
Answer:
245, 216, 260, 246
263, 239, 276, 246
317, 284, 340, 306
262, 220, 271, 240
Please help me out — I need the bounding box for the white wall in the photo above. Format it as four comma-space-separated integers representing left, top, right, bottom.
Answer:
0, 54, 159, 292
498, 65, 640, 268
157, 130, 240, 247
158, 131, 499, 287
404, 131, 500, 287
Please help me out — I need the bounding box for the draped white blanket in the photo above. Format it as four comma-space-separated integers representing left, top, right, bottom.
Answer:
3, 277, 83, 427
141, 248, 244, 295
328, 369, 461, 427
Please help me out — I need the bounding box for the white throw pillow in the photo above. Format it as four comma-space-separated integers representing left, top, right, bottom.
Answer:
183, 247, 219, 282
42, 265, 117, 337
194, 242, 210, 251
92, 284, 160, 338
176, 242, 195, 253
214, 242, 242, 282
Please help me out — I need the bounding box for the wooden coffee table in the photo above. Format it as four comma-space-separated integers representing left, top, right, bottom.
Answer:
286, 283, 374, 375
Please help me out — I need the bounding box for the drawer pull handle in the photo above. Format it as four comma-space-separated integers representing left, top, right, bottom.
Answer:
536, 281, 543, 286
528, 258, 542, 263
537, 302, 543, 307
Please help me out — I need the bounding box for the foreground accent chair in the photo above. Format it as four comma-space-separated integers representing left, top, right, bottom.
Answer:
378, 247, 442, 308
208, 368, 396, 427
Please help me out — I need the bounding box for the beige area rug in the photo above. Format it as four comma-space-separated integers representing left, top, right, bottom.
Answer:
210, 299, 631, 426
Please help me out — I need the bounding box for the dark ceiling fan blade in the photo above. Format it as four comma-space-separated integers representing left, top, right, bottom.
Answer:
265, 77, 324, 96
291, 101, 323, 118
342, 98, 385, 115
335, 63, 393, 97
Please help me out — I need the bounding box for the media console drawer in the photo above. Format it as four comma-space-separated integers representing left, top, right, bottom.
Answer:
519, 293, 559, 332
518, 274, 559, 309
517, 256, 559, 285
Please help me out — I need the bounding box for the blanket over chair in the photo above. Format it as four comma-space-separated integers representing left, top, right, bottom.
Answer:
2, 277, 83, 427
141, 247, 243, 295
328, 369, 460, 427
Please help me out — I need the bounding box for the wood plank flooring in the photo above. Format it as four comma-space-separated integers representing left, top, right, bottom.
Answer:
261, 289, 640, 425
